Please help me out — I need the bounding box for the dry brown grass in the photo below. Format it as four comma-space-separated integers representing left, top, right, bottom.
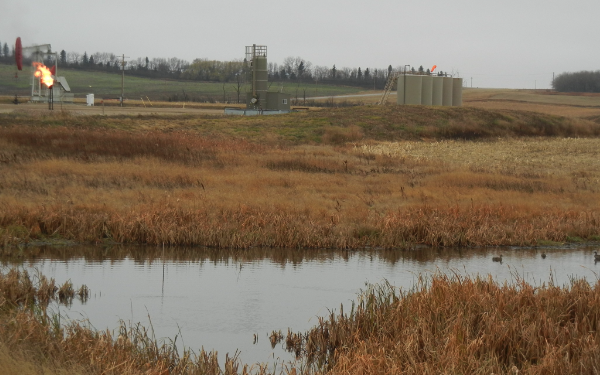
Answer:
0, 117, 599, 248
0, 308, 262, 375
290, 274, 600, 375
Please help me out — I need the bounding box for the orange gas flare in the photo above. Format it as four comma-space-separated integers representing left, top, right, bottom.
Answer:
431, 65, 437, 72
32, 62, 54, 87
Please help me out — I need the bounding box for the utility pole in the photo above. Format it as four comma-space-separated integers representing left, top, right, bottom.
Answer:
120, 54, 129, 107
403, 65, 410, 105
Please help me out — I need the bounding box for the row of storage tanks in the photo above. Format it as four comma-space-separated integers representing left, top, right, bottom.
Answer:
397, 76, 463, 106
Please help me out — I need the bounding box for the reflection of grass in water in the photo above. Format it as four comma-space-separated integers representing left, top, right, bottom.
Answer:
0, 268, 89, 307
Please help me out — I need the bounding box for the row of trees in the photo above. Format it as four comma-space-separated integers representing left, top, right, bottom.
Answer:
552, 71, 600, 93
55, 51, 191, 78
55, 50, 397, 88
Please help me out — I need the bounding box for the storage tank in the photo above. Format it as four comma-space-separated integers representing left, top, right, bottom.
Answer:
432, 77, 443, 106
421, 76, 433, 106
254, 56, 268, 105
405, 75, 422, 105
452, 78, 463, 106
396, 75, 405, 105
442, 77, 453, 106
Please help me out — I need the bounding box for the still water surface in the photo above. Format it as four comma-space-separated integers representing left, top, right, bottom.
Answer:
3, 245, 599, 365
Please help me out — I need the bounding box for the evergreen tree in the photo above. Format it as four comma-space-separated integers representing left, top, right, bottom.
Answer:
82, 52, 89, 65
331, 64, 337, 78
364, 68, 370, 79
89, 55, 95, 65
418, 65, 424, 73
0, 40, 2, 57
298, 61, 305, 77
3, 43, 9, 58
60, 50, 67, 65
388, 65, 392, 77
357, 67, 362, 79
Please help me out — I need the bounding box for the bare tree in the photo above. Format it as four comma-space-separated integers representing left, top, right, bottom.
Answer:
282, 56, 312, 79
232, 73, 245, 103
67, 51, 81, 65
313, 65, 329, 81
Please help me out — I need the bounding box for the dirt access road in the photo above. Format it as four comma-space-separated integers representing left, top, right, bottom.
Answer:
0, 102, 228, 116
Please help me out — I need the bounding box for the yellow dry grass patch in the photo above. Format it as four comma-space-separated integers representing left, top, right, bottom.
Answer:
462, 88, 600, 118
357, 138, 600, 177
0, 344, 86, 375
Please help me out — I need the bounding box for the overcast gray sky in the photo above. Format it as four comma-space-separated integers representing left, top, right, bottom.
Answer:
1, 0, 597, 89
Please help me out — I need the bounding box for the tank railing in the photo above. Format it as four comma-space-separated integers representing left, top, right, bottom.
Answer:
401, 71, 450, 77
245, 45, 267, 62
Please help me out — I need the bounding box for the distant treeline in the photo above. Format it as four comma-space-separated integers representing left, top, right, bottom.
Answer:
552, 71, 600, 93
0, 38, 447, 90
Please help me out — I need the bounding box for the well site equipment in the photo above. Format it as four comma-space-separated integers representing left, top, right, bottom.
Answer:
16, 40, 73, 104
379, 67, 463, 107
397, 74, 462, 106
244, 44, 291, 113
432, 77, 443, 105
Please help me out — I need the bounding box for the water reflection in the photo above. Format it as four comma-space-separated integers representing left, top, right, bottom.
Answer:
1, 244, 599, 365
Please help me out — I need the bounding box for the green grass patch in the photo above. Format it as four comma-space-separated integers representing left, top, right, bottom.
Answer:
566, 236, 584, 243
536, 239, 565, 246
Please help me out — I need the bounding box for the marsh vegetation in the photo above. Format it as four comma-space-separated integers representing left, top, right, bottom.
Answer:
1, 105, 599, 249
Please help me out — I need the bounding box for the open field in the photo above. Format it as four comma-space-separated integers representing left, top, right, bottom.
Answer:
0, 63, 364, 102
310, 88, 600, 118
1, 104, 599, 248
0, 101, 234, 116
462, 88, 600, 119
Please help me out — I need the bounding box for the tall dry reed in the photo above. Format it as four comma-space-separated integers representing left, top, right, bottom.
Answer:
289, 274, 600, 374
1, 203, 598, 248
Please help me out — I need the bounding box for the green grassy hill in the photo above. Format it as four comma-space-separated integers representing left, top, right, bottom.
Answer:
0, 63, 363, 101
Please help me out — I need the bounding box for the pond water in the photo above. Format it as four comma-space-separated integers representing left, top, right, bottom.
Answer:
3, 244, 599, 366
